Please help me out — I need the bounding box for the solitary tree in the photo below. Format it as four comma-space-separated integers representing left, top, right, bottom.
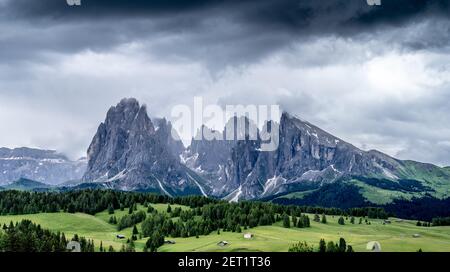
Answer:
108, 204, 115, 215
321, 214, 327, 224
303, 215, 310, 227
132, 225, 139, 235
319, 239, 327, 253
338, 238, 346, 252
283, 214, 291, 228
338, 217, 345, 225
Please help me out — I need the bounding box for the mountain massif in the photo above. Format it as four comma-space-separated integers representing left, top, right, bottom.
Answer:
0, 147, 86, 185
3, 98, 450, 210
81, 98, 450, 206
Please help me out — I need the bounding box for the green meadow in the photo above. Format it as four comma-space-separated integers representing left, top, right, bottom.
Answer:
1, 204, 450, 252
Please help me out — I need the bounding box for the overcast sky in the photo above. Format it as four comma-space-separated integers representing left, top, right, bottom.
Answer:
0, 0, 449, 166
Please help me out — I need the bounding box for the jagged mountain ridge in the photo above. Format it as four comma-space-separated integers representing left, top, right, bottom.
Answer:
81, 98, 450, 203
0, 147, 86, 185
183, 112, 407, 201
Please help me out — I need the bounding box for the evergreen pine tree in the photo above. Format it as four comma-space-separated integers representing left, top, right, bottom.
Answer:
283, 214, 291, 228
108, 204, 115, 215
326, 241, 336, 252
304, 215, 310, 227
314, 214, 320, 222
338, 238, 346, 252
319, 239, 326, 253
346, 245, 354, 253
147, 206, 154, 213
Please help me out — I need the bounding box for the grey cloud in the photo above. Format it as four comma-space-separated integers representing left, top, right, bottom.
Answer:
1, 0, 450, 166
1, 0, 450, 68
397, 140, 450, 167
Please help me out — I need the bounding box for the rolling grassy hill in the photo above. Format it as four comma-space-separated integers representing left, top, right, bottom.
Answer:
157, 216, 450, 252
0, 203, 191, 252
269, 161, 450, 212
1, 204, 450, 252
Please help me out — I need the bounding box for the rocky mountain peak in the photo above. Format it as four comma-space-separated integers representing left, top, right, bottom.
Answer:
82, 98, 205, 196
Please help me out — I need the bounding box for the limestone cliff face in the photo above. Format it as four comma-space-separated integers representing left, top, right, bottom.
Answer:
82, 98, 441, 201
82, 98, 205, 196
184, 113, 404, 201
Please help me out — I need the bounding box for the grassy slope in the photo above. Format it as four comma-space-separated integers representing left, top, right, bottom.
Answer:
350, 160, 450, 204
2, 208, 450, 252
346, 179, 418, 205
0, 203, 190, 251
0, 212, 124, 249
158, 215, 450, 252
276, 162, 450, 205
276, 190, 317, 200
397, 161, 450, 198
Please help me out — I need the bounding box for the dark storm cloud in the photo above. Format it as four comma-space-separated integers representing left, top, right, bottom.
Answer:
4, 0, 450, 35
1, 0, 450, 165
2, 0, 449, 68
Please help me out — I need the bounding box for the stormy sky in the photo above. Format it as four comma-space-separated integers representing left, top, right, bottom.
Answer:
0, 0, 449, 166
